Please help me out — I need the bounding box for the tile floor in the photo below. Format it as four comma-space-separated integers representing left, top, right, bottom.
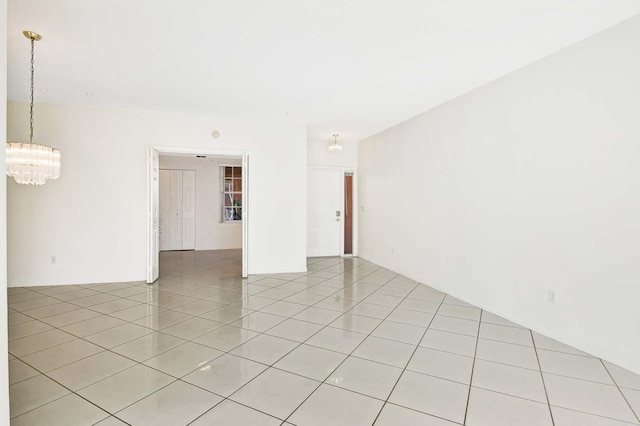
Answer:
7, 250, 640, 425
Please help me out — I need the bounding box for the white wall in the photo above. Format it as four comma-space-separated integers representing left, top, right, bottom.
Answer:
0, 0, 10, 421
7, 103, 307, 286
359, 16, 640, 374
159, 155, 242, 250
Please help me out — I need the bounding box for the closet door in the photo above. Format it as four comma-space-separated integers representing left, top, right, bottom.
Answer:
182, 170, 196, 250
159, 169, 183, 251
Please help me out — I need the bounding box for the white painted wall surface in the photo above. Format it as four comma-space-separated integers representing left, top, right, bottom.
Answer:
0, 0, 10, 420
359, 16, 640, 374
159, 155, 242, 250
308, 139, 358, 168
7, 104, 307, 286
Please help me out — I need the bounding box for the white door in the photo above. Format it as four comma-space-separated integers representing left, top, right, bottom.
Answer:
168, 170, 183, 250
147, 149, 160, 283
307, 167, 342, 257
160, 169, 183, 251
160, 169, 196, 251
182, 170, 196, 250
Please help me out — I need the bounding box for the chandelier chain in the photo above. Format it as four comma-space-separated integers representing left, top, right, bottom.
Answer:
29, 36, 35, 143
6, 30, 61, 185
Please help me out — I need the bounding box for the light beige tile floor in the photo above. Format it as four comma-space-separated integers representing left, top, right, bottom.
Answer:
6, 249, 640, 425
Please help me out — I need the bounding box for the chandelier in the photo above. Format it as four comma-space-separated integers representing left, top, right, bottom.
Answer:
328, 133, 343, 155
6, 31, 61, 185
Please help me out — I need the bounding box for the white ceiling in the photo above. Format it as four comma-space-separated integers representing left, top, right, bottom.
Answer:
7, 0, 640, 144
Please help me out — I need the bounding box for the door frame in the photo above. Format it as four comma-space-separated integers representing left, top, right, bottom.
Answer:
341, 168, 358, 257
147, 146, 250, 282
147, 149, 160, 283
307, 166, 358, 257
343, 171, 355, 256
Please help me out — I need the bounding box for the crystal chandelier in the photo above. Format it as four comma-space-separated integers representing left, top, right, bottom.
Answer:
6, 31, 61, 185
328, 133, 343, 155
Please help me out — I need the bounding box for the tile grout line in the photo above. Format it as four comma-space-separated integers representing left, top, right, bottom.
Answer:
87, 260, 376, 382
530, 328, 556, 426
65, 261, 292, 422
13, 324, 188, 421
601, 359, 640, 424
369, 283, 449, 425
279, 271, 405, 425
181, 283, 349, 424
176, 269, 351, 424
185, 259, 390, 425
188, 398, 283, 426
9, 353, 132, 424
461, 309, 482, 425
77, 297, 333, 422
229, 264, 392, 420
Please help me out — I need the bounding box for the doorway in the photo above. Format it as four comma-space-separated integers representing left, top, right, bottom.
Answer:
307, 166, 357, 257
147, 147, 249, 283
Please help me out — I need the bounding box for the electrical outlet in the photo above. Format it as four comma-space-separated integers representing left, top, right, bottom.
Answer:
548, 290, 558, 304
50, 255, 56, 264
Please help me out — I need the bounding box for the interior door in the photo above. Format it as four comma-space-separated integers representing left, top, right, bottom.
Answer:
159, 169, 184, 250
307, 167, 341, 257
147, 148, 160, 283
182, 170, 196, 250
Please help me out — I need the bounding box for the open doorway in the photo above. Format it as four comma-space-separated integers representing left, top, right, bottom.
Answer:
147, 148, 249, 283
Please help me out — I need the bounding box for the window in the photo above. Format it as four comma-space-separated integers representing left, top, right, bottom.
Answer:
221, 166, 242, 222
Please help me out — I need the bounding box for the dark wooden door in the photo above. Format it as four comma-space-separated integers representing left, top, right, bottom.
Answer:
344, 174, 353, 254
